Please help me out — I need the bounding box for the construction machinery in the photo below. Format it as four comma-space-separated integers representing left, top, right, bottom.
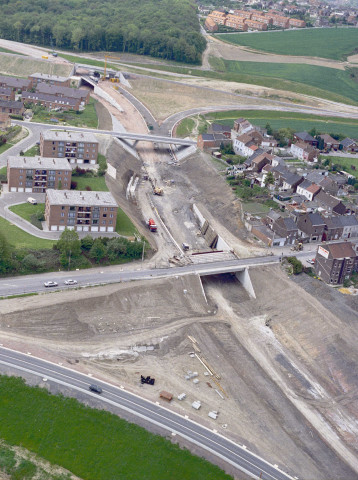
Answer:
291, 242, 303, 251
153, 186, 164, 196
147, 218, 157, 232
141, 375, 155, 385
103, 55, 121, 79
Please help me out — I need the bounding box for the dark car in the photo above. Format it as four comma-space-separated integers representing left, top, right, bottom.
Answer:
89, 384, 102, 394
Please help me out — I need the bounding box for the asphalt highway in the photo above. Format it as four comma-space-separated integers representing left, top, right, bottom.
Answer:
0, 255, 282, 297
0, 347, 295, 480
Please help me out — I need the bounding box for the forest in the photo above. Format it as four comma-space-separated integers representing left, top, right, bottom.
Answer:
0, 0, 206, 64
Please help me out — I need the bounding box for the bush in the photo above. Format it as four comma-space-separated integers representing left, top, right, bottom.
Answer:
287, 256, 303, 274
70, 181, 78, 189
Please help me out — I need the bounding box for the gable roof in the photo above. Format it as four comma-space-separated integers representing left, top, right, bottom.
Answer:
283, 172, 302, 186
298, 179, 312, 190
319, 134, 338, 144
295, 131, 315, 142
306, 183, 321, 195
339, 216, 358, 227
308, 212, 326, 226
325, 242, 356, 259
340, 137, 357, 148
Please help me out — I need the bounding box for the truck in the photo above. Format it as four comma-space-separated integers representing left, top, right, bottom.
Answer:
148, 218, 157, 232
153, 186, 164, 196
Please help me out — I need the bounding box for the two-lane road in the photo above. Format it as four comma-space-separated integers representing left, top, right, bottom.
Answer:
0, 255, 282, 297
0, 347, 294, 480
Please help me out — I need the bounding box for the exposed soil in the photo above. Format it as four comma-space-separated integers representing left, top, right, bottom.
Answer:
0, 267, 357, 479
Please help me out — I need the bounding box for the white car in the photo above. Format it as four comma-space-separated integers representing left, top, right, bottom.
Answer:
64, 279, 78, 285
307, 259, 315, 265
44, 281, 58, 288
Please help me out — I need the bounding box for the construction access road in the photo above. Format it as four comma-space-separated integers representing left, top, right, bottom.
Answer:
0, 346, 294, 480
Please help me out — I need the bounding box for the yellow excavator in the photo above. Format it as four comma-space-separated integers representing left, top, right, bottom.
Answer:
153, 186, 164, 196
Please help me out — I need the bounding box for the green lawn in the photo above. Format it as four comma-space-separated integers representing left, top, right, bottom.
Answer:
0, 166, 6, 175
31, 97, 98, 128
73, 175, 109, 191
0, 375, 232, 480
9, 203, 45, 223
209, 57, 358, 105
23, 144, 40, 156
203, 110, 358, 138
0, 217, 55, 249
176, 117, 195, 138
321, 155, 358, 178
217, 28, 358, 60
116, 208, 138, 236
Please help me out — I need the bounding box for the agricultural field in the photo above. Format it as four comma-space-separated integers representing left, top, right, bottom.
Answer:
217, 28, 358, 60
201, 110, 358, 138
209, 57, 358, 105
0, 375, 232, 480
0, 54, 72, 77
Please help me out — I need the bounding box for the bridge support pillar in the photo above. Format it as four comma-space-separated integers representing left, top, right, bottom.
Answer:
235, 268, 256, 299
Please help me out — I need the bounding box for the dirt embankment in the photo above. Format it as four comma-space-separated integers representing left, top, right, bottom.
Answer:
0, 268, 357, 479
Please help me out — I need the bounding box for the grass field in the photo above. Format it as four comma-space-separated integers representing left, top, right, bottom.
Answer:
176, 117, 196, 137
0, 46, 24, 55
321, 155, 358, 178
73, 175, 108, 191
209, 57, 358, 105
9, 203, 45, 223
31, 98, 98, 128
0, 375, 232, 480
202, 110, 358, 138
0, 217, 55, 249
116, 208, 139, 236
217, 28, 358, 60
23, 144, 40, 156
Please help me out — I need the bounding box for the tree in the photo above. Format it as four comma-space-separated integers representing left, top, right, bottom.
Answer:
287, 257, 303, 274
57, 229, 81, 268
81, 235, 94, 251
265, 123, 273, 136
264, 171, 275, 186
89, 238, 107, 263
316, 136, 324, 150
0, 233, 12, 274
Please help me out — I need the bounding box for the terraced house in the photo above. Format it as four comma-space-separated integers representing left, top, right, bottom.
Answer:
40, 131, 99, 165
7, 156, 72, 193
22, 91, 81, 111
45, 190, 118, 232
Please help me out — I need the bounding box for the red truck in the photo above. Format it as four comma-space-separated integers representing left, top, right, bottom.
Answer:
148, 218, 157, 232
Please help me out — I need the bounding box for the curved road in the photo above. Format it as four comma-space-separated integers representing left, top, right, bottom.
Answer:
0, 347, 294, 480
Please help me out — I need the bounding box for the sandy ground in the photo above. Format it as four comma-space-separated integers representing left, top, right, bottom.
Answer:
0, 38, 69, 64
207, 36, 348, 70
0, 268, 357, 479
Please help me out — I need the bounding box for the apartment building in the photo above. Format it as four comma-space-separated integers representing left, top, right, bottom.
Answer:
0, 99, 24, 115
315, 242, 357, 285
204, 16, 218, 32
0, 75, 31, 91
245, 19, 268, 30
288, 18, 306, 27
270, 15, 290, 28
40, 131, 99, 165
233, 9, 253, 19
45, 189, 118, 232
208, 10, 226, 24
35, 83, 90, 105
7, 156, 72, 193
22, 91, 81, 111
28, 73, 71, 88
225, 14, 248, 30
251, 13, 273, 24
0, 87, 15, 101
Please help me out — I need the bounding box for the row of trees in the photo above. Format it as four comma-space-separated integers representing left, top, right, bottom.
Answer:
0, 0, 206, 64
0, 230, 145, 276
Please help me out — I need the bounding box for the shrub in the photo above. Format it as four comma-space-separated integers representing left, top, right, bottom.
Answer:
287, 256, 303, 274
70, 181, 78, 189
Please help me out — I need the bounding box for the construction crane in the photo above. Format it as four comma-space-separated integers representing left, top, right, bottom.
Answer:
103, 55, 121, 80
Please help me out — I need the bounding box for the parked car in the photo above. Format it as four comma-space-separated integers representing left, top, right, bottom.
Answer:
27, 197, 37, 205
89, 384, 102, 394
44, 281, 58, 287
64, 279, 78, 285
307, 259, 315, 265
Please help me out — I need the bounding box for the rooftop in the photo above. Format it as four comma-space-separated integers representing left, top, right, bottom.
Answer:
323, 242, 356, 259
0, 99, 23, 108
41, 130, 98, 143
22, 91, 78, 106
295, 131, 315, 142
36, 83, 89, 99
46, 189, 117, 207
8, 156, 72, 171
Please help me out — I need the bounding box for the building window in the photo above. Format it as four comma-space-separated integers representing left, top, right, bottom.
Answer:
103, 214, 107, 218
61, 212, 64, 217
102, 220, 106, 225
19, 169, 23, 173
109, 220, 113, 225
19, 182, 22, 185
19, 175, 23, 179
61, 206, 65, 210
